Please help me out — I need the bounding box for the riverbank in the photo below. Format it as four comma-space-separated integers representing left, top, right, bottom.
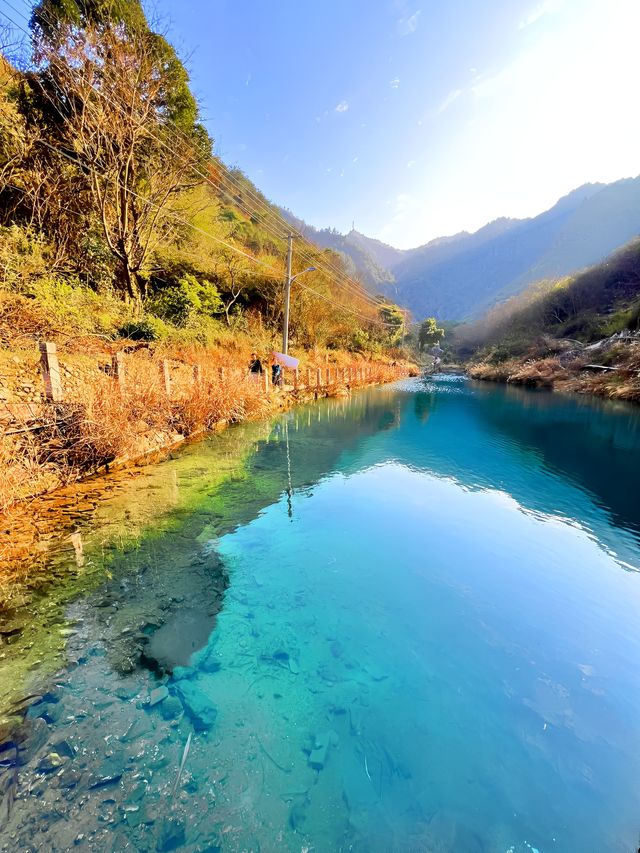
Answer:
1, 339, 416, 515
466, 335, 640, 403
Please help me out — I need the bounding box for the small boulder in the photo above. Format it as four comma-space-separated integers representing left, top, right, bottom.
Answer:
160, 695, 183, 721
175, 680, 217, 731
148, 686, 169, 707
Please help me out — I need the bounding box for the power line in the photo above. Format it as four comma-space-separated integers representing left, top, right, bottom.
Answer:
6, 0, 390, 312
0, 2, 401, 328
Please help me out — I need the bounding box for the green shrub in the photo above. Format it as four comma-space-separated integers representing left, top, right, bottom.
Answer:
147, 274, 222, 326
118, 315, 170, 341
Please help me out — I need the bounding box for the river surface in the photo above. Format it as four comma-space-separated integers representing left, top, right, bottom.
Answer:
2, 376, 640, 852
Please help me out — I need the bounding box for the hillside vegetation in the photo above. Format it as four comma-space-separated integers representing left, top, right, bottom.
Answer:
0, 0, 406, 356
458, 237, 640, 402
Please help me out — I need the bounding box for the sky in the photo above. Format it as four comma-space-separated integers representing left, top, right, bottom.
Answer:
142, 1, 637, 247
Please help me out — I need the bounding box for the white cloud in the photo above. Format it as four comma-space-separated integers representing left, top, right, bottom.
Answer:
406, 160, 416, 169
434, 88, 462, 116
335, 100, 349, 113
390, 77, 400, 89
519, 0, 563, 29
397, 9, 421, 36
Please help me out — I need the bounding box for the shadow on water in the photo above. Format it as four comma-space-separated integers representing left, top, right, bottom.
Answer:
1, 378, 640, 851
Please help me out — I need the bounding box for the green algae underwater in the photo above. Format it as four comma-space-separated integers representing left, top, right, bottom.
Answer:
2, 376, 640, 852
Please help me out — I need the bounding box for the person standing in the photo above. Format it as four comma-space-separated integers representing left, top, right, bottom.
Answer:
248, 352, 263, 381
271, 355, 282, 388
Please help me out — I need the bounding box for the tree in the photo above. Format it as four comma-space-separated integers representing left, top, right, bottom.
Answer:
30, 25, 209, 300
24, 0, 212, 301
214, 249, 253, 326
418, 317, 444, 351
30, 0, 148, 41
379, 303, 405, 346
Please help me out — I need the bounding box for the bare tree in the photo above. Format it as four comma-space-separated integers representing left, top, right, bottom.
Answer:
35, 25, 202, 300
215, 250, 251, 325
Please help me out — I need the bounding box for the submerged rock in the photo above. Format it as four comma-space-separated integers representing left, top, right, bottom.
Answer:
88, 773, 122, 790
120, 715, 154, 743
174, 680, 217, 731
308, 730, 339, 771
159, 695, 183, 721
148, 686, 169, 707
143, 609, 218, 674
37, 752, 67, 773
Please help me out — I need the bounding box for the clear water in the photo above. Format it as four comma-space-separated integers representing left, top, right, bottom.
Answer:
2, 376, 640, 852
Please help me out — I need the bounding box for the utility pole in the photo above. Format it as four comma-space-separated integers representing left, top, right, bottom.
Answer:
282, 233, 294, 354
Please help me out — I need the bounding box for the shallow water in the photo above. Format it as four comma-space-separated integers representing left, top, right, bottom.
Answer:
2, 376, 640, 852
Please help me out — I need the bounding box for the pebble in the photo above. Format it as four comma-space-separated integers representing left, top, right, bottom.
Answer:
88, 773, 122, 790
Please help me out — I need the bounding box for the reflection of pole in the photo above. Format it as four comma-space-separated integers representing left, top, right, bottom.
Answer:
284, 419, 293, 519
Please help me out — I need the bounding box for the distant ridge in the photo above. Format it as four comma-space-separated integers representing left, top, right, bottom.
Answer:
282, 177, 640, 321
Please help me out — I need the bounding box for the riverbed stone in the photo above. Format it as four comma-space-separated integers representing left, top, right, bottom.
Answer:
174, 679, 217, 731
37, 751, 68, 773
88, 772, 122, 790
120, 715, 154, 743
148, 686, 169, 707
159, 695, 183, 721
308, 730, 339, 771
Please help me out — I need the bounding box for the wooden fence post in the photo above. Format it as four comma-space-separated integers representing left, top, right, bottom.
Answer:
325, 368, 331, 385
306, 368, 312, 388
39, 341, 63, 403
160, 359, 171, 396
111, 351, 126, 392
192, 364, 202, 385
218, 367, 225, 382
264, 370, 270, 394
316, 367, 322, 388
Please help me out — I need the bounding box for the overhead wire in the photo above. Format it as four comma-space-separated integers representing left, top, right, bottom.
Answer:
6, 0, 390, 312
0, 0, 402, 328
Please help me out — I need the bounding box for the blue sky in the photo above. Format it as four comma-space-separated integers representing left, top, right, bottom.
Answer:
147, 1, 638, 247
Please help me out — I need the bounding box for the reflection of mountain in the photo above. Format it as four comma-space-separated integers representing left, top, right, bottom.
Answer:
333, 378, 640, 566
469, 383, 640, 541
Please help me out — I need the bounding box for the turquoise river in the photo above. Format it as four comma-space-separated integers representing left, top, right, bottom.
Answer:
1, 375, 640, 852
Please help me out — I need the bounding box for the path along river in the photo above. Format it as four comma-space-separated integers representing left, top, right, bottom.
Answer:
1, 375, 640, 852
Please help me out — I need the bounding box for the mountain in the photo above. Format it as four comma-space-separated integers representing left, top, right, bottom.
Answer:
278, 208, 399, 292
284, 178, 640, 322
387, 179, 640, 321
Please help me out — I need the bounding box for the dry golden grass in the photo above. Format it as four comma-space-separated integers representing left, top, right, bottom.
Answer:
470, 344, 640, 404
0, 346, 416, 512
